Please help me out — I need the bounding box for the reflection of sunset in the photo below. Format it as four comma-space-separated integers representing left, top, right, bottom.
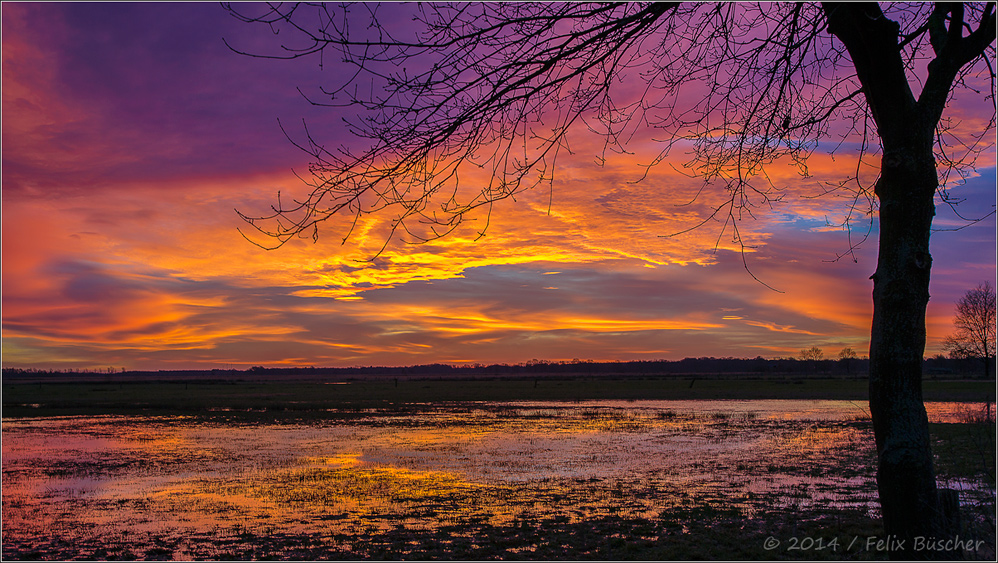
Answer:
0, 404, 886, 555
5, 400, 991, 558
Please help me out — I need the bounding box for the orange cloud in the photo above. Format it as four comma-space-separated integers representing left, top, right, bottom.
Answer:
3, 3, 992, 369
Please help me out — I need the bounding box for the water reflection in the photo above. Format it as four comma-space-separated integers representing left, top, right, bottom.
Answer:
1, 400, 989, 559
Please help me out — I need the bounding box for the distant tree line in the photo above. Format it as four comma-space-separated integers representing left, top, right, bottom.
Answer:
4, 355, 989, 380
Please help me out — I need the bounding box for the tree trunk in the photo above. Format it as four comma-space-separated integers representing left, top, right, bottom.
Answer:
817, 3, 987, 556
868, 138, 949, 559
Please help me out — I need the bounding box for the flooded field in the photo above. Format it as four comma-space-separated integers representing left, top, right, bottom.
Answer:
3, 400, 994, 560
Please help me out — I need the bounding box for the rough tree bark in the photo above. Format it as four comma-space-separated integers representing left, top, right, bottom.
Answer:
824, 3, 994, 558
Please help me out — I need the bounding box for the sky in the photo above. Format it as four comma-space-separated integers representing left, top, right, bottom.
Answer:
2, 2, 995, 371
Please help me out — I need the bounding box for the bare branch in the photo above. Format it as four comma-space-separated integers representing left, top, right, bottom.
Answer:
227, 2, 994, 274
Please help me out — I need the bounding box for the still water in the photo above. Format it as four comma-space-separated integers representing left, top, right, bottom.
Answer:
1, 400, 988, 559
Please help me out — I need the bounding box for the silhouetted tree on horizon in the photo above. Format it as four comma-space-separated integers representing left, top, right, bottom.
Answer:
799, 345, 824, 374
225, 3, 996, 557
839, 346, 859, 375
944, 281, 997, 376
799, 345, 825, 362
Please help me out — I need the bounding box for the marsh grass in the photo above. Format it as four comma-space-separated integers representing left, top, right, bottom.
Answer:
929, 416, 997, 556
0, 510, 877, 561
4, 473, 886, 561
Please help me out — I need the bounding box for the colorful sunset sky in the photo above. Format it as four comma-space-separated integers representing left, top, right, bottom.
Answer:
3, 3, 995, 371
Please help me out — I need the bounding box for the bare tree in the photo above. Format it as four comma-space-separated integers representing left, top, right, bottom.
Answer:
799, 346, 825, 362
225, 2, 996, 557
799, 345, 824, 374
838, 346, 859, 375
944, 281, 997, 376
838, 347, 859, 361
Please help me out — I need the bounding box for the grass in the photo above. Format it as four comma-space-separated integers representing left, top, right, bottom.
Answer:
2, 377, 993, 419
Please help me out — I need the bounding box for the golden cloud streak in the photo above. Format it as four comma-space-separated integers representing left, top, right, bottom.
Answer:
348, 302, 723, 337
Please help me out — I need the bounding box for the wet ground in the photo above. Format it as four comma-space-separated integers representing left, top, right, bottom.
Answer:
2, 400, 994, 560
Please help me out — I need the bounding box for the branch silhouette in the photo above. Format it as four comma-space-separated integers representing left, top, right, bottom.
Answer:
226, 3, 996, 555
